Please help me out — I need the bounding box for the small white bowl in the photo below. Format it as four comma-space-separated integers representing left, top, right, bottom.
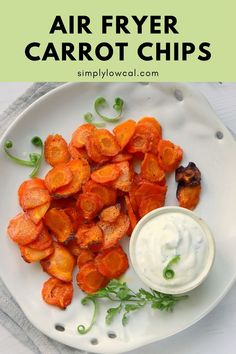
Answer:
129, 206, 215, 294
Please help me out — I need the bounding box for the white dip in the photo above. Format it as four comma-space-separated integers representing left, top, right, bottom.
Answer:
131, 211, 212, 293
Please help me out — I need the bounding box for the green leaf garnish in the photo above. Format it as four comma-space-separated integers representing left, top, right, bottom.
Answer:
94, 97, 124, 122
163, 255, 181, 280
4, 136, 43, 178
77, 279, 188, 334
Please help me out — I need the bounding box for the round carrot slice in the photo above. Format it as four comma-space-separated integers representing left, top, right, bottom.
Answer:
138, 196, 165, 218
27, 201, 50, 224
83, 180, 117, 207
20, 244, 54, 263
8, 212, 43, 245
99, 204, 121, 223
124, 195, 137, 231
157, 140, 183, 172
85, 135, 109, 164
77, 249, 95, 268
44, 208, 73, 242
41, 242, 75, 282
76, 223, 103, 251
113, 119, 136, 150
45, 165, 73, 193
134, 181, 167, 206
112, 161, 133, 192
76, 261, 108, 294
20, 187, 51, 210
27, 227, 52, 250
138, 116, 162, 136
93, 129, 120, 156
66, 238, 81, 257
68, 142, 90, 161
91, 164, 120, 184
141, 153, 166, 184
95, 246, 129, 279
54, 159, 90, 197
42, 277, 73, 309
97, 213, 130, 249
71, 124, 95, 148
111, 152, 133, 163
177, 184, 201, 210
76, 192, 104, 220
18, 178, 46, 201
44, 134, 70, 167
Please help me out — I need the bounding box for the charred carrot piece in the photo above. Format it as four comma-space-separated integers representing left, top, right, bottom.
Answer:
176, 184, 201, 210
76, 223, 104, 252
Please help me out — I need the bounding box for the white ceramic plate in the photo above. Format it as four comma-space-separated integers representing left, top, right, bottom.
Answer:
0, 83, 236, 354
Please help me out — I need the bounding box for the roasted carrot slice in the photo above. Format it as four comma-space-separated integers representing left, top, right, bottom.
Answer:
157, 140, 183, 172
138, 116, 162, 136
134, 181, 167, 206
76, 261, 108, 294
97, 213, 130, 249
83, 180, 117, 207
112, 161, 133, 192
64, 207, 83, 233
18, 178, 46, 201
113, 119, 136, 149
27, 201, 50, 224
71, 124, 96, 148
141, 153, 166, 184
66, 238, 81, 256
93, 129, 120, 156
91, 164, 120, 184
44, 208, 73, 242
111, 152, 133, 163
50, 197, 76, 209
54, 159, 90, 197
138, 196, 165, 218
77, 249, 95, 268
27, 227, 53, 250
20, 244, 54, 263
20, 187, 51, 210
176, 185, 201, 210
45, 165, 73, 193
85, 135, 109, 164
42, 277, 73, 309
76, 223, 104, 252
44, 134, 70, 167
76, 192, 104, 220
124, 195, 137, 231
8, 212, 43, 245
99, 204, 121, 223
126, 125, 150, 154
68, 142, 90, 161
175, 162, 201, 186
95, 246, 129, 279
41, 243, 75, 282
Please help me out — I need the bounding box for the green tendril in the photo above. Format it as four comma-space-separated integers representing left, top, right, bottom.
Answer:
94, 96, 124, 122
4, 136, 43, 178
77, 297, 99, 334
163, 255, 181, 280
84, 112, 106, 127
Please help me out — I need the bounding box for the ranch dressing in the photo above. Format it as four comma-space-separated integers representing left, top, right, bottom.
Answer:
130, 208, 215, 294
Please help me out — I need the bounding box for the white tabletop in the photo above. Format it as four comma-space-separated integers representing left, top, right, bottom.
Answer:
0, 82, 236, 354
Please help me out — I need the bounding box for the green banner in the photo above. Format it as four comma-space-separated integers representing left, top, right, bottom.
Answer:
0, 0, 235, 81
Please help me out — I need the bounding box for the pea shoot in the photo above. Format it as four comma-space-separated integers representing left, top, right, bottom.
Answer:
84, 112, 106, 127
4, 136, 43, 178
77, 279, 188, 334
94, 97, 124, 123
163, 255, 181, 280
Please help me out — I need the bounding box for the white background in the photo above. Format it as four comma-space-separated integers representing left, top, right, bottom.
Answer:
0, 82, 236, 354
